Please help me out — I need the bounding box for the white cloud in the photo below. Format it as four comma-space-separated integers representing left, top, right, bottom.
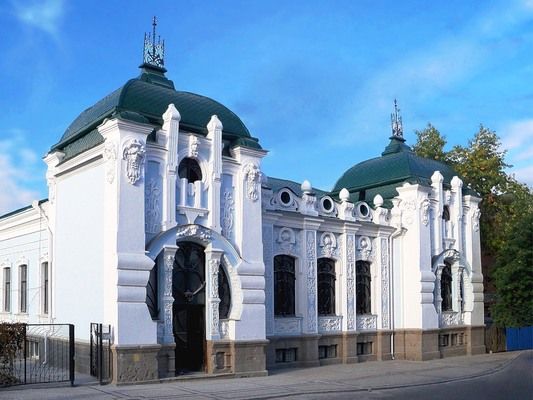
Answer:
11, 0, 65, 37
499, 119, 533, 187
0, 137, 42, 216
334, 1, 533, 146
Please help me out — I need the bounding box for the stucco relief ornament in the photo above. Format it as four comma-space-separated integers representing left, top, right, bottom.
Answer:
473, 208, 481, 232
164, 254, 174, 296
209, 259, 220, 298
221, 190, 234, 238
320, 232, 337, 258
346, 235, 356, 330
122, 139, 145, 185
277, 227, 297, 254
145, 179, 161, 233
357, 236, 373, 261
189, 135, 200, 158
243, 163, 261, 202
176, 225, 211, 243
103, 142, 117, 184
421, 199, 430, 226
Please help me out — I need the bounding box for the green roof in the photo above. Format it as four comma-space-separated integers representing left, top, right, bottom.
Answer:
332, 136, 475, 206
51, 66, 261, 159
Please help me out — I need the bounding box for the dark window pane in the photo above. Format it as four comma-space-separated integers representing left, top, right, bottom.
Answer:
274, 255, 295, 316
441, 262, 453, 311
356, 261, 371, 314
317, 258, 336, 315
218, 266, 231, 319
178, 158, 202, 182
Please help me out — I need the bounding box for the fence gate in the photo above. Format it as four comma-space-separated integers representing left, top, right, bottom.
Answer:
0, 323, 74, 386
90, 323, 111, 384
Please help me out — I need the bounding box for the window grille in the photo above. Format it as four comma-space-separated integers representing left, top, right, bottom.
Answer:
317, 258, 336, 316
274, 255, 296, 316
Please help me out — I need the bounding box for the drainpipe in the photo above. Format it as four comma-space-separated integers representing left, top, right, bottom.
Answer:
389, 227, 405, 360
31, 200, 54, 323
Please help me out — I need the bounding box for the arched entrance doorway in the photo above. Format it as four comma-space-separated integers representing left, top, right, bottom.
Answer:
173, 242, 206, 373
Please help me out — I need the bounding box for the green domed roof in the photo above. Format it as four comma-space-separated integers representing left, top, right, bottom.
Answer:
332, 136, 468, 205
51, 66, 260, 158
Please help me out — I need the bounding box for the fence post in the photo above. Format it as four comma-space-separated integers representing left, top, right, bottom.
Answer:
69, 324, 75, 386
98, 323, 103, 384
23, 323, 27, 384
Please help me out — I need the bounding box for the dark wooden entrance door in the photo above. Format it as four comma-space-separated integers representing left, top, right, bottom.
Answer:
172, 242, 206, 373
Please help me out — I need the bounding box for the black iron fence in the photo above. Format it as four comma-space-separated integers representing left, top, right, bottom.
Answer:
0, 323, 74, 386
90, 323, 111, 384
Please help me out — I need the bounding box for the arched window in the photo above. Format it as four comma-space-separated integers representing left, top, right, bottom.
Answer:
178, 157, 202, 182
274, 255, 295, 316
218, 266, 231, 319
356, 261, 371, 315
442, 206, 450, 221
317, 258, 336, 316
441, 262, 453, 311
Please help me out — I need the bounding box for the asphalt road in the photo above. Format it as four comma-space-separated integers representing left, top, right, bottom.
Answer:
292, 351, 533, 400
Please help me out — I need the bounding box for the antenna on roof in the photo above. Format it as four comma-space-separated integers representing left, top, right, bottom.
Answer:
142, 16, 165, 69
391, 99, 403, 139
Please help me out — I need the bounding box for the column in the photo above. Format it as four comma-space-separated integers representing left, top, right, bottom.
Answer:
205, 247, 223, 340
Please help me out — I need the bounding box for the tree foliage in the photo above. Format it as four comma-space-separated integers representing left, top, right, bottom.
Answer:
413, 123, 533, 327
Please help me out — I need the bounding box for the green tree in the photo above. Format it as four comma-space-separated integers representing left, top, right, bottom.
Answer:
413, 123, 533, 327
412, 123, 448, 162
491, 210, 533, 327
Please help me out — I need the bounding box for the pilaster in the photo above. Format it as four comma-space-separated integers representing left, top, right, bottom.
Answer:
207, 115, 223, 233
205, 247, 223, 340
161, 104, 181, 231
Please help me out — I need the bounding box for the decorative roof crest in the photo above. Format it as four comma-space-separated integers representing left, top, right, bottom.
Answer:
391, 99, 403, 139
143, 16, 165, 69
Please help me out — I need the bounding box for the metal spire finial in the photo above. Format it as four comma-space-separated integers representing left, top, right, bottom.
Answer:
143, 16, 165, 69
391, 99, 403, 139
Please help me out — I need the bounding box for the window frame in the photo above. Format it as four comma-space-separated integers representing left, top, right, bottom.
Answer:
440, 262, 453, 312
19, 264, 28, 314
273, 255, 296, 317
41, 262, 49, 315
3, 267, 11, 312
356, 260, 372, 315
317, 258, 336, 316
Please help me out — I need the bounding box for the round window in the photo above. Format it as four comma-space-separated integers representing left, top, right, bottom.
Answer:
280, 190, 292, 205
321, 197, 334, 212
359, 203, 369, 217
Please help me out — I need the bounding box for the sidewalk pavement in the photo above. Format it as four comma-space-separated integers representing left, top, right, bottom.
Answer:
0, 351, 525, 400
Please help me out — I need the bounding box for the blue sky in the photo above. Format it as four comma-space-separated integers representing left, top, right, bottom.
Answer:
0, 0, 532, 214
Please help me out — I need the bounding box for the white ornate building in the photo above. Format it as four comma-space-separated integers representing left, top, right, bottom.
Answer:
0, 30, 485, 383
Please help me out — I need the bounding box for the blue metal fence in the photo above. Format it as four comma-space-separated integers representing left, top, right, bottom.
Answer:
506, 326, 533, 351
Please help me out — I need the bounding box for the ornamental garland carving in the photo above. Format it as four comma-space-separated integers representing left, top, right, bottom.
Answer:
189, 135, 200, 158
145, 178, 161, 234
220, 320, 230, 338
211, 304, 220, 336
122, 139, 146, 185
209, 259, 220, 298
346, 235, 356, 330
103, 142, 117, 184
176, 225, 212, 243
306, 231, 317, 332
164, 254, 174, 297
440, 311, 462, 327
421, 199, 430, 226
473, 208, 481, 232
243, 163, 261, 202
381, 238, 390, 329
221, 190, 235, 239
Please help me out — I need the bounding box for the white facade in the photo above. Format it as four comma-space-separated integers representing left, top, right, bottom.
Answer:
0, 66, 485, 383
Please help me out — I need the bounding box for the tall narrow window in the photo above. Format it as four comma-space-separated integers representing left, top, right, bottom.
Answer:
356, 261, 371, 315
443, 206, 451, 237
3, 268, 10, 312
42, 262, 49, 315
274, 255, 295, 316
20, 265, 27, 313
441, 262, 453, 312
317, 258, 336, 315
178, 157, 202, 182
218, 266, 231, 319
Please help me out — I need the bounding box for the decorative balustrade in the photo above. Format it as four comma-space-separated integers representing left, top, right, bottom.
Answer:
274, 317, 302, 336
356, 314, 377, 331
440, 311, 463, 328
318, 316, 342, 333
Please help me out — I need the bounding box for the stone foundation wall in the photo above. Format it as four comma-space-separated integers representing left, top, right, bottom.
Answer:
112, 344, 161, 384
